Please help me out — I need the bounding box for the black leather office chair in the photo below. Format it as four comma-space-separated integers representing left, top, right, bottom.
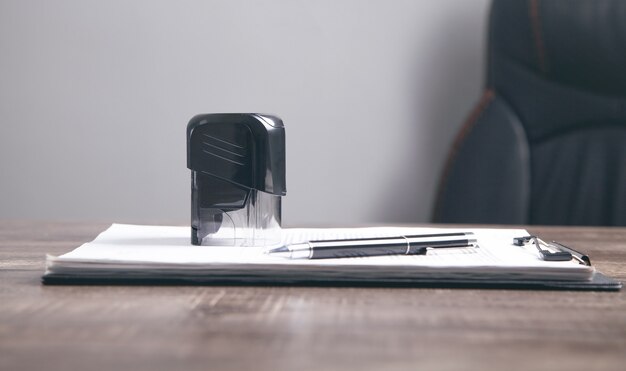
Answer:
433, 0, 626, 226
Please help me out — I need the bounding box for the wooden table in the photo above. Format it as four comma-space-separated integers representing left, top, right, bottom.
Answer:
1, 221, 625, 371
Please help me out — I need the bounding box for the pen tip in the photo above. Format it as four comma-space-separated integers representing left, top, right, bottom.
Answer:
266, 246, 289, 254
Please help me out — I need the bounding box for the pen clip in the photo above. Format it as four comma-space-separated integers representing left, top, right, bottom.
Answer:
423, 243, 479, 255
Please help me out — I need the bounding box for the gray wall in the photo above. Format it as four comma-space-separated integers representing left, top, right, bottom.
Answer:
0, 0, 490, 226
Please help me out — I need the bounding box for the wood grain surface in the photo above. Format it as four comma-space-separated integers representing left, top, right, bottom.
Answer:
1, 221, 625, 371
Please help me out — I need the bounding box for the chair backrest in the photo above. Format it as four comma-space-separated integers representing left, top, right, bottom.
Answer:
434, 0, 626, 226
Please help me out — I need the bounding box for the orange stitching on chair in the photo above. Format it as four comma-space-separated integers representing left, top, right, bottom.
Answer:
432, 89, 495, 222
529, 0, 548, 73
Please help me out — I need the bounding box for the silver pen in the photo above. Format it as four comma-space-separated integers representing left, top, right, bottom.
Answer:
266, 232, 477, 259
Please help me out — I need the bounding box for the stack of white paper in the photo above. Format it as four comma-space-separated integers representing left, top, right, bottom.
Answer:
43, 224, 594, 284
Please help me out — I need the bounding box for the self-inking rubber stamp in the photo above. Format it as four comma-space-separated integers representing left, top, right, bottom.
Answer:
187, 114, 286, 246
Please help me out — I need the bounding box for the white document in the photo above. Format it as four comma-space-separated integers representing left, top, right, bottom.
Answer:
44, 224, 594, 283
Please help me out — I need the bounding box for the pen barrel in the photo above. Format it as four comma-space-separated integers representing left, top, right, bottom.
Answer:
309, 238, 409, 259
306, 234, 475, 259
